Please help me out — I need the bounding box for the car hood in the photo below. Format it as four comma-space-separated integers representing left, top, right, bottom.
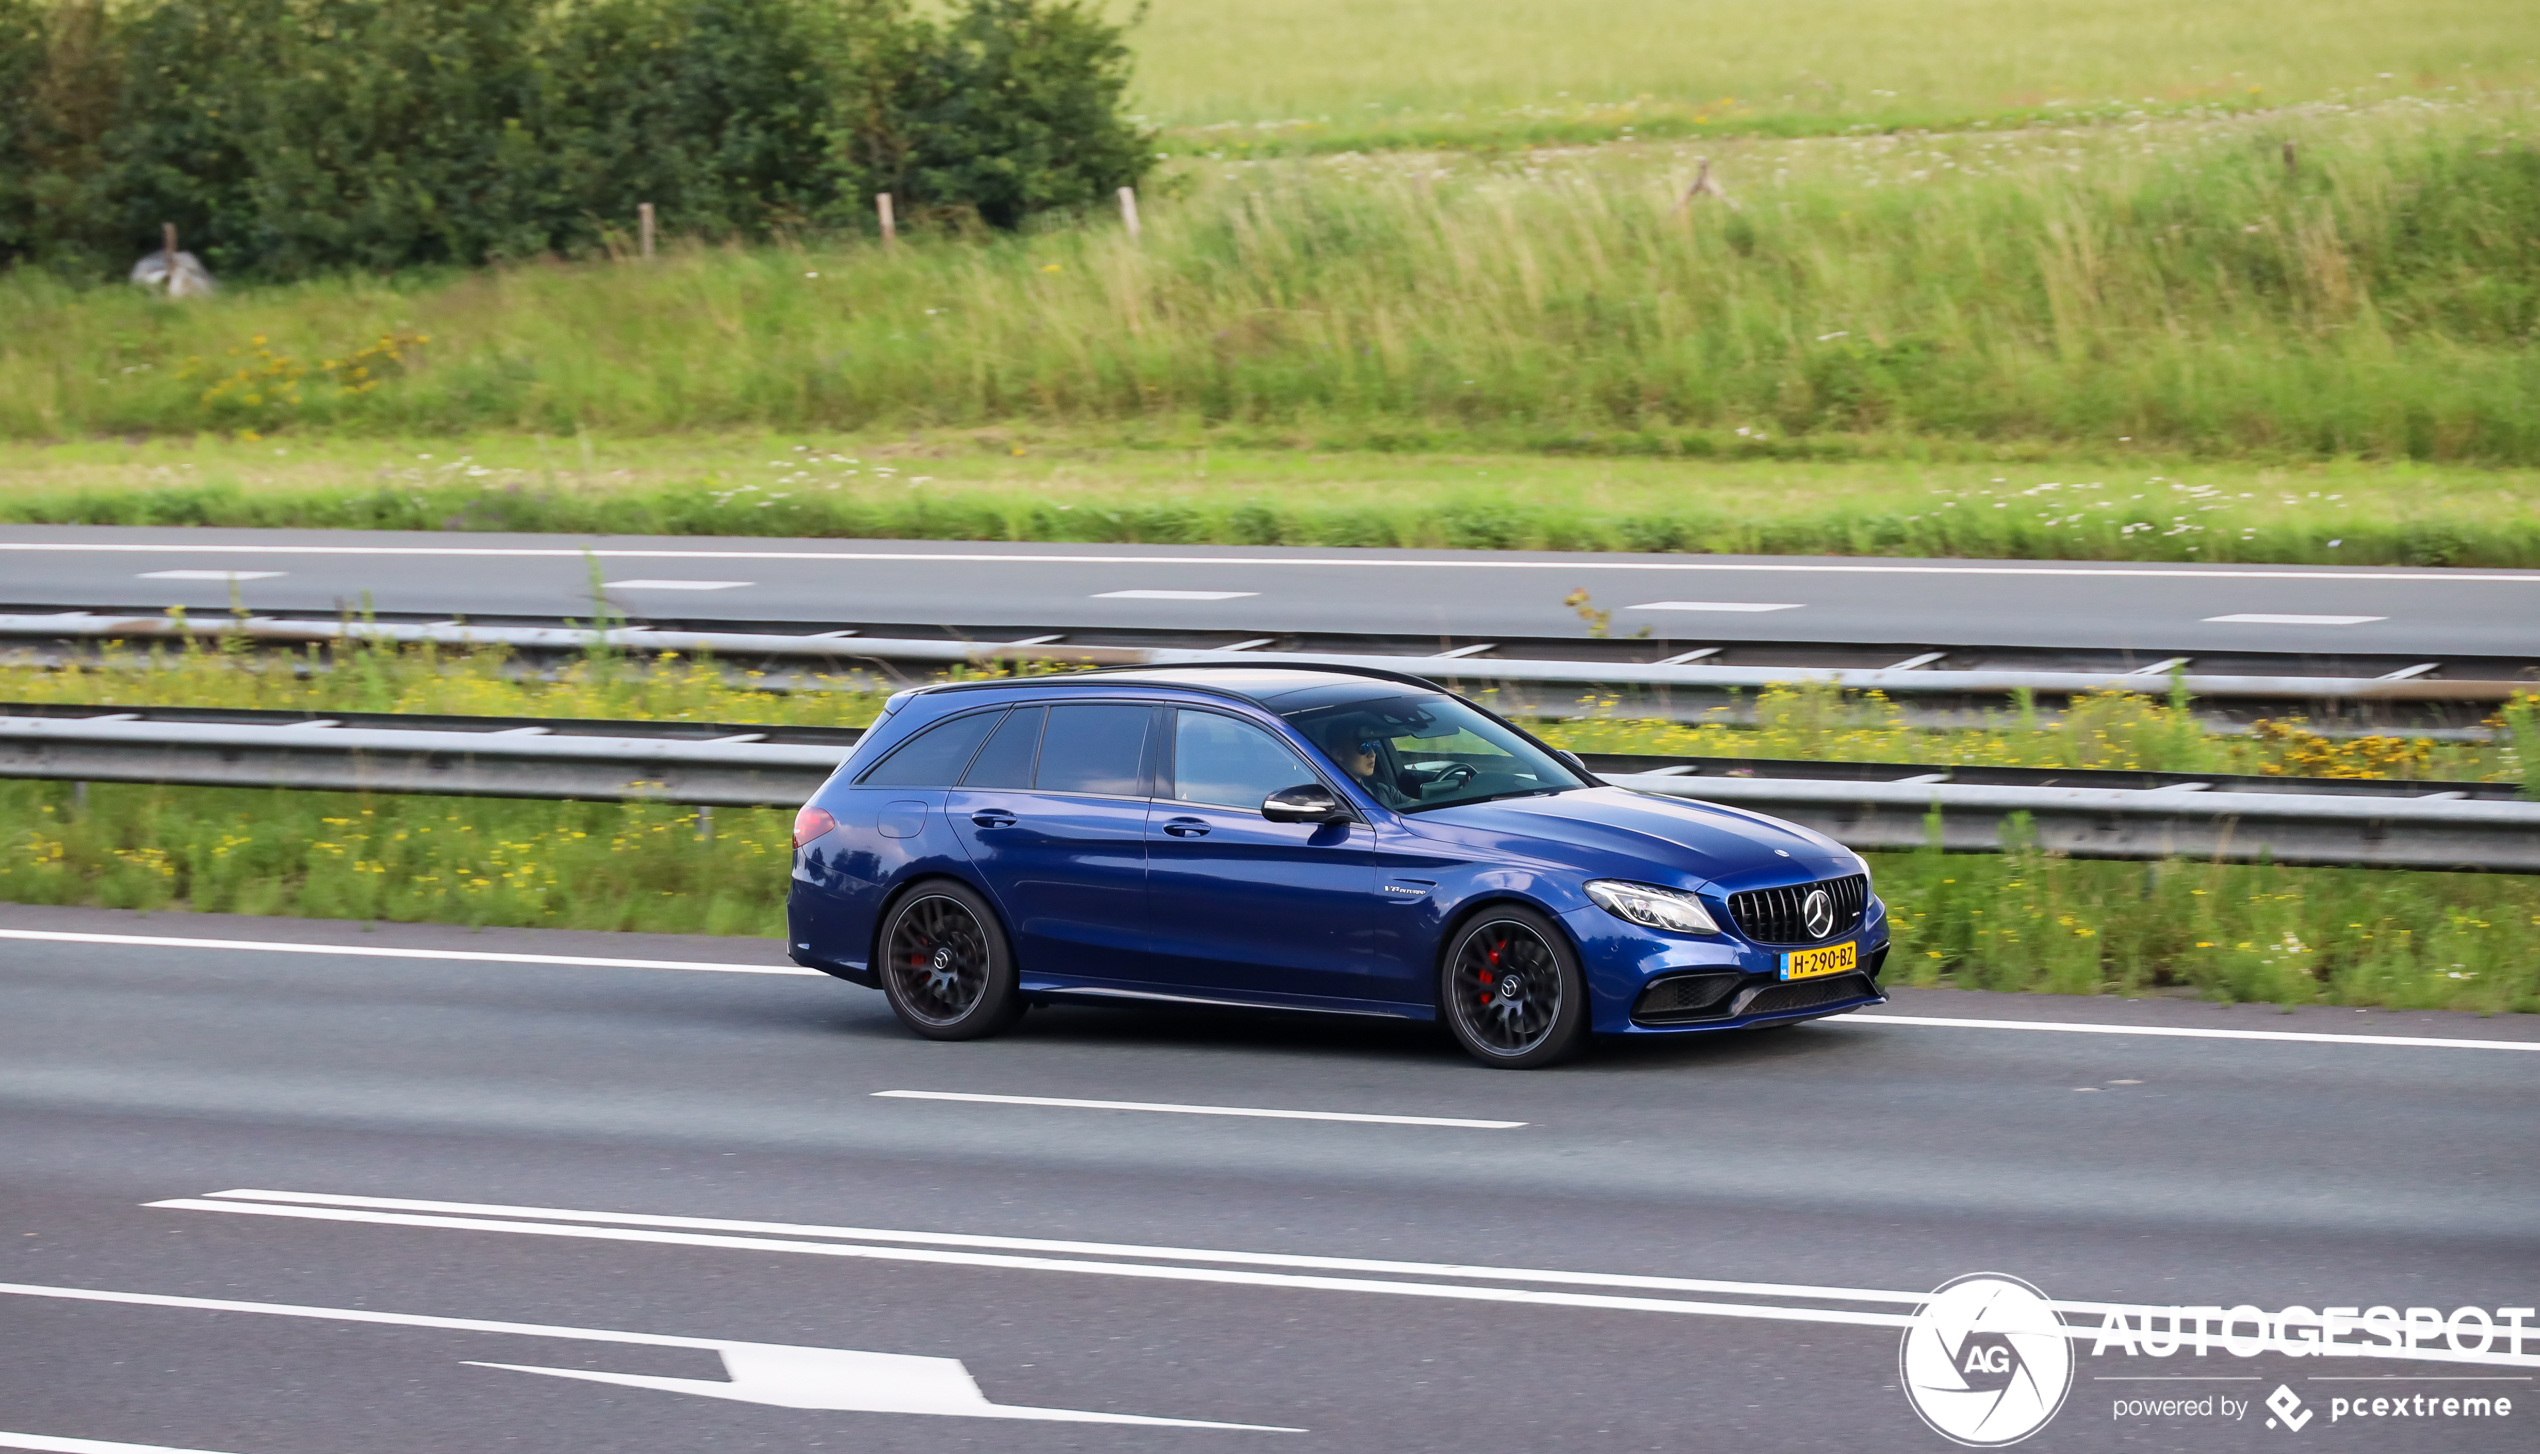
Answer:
1411, 787, 1852, 886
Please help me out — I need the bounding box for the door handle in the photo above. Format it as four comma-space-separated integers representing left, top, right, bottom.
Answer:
970, 811, 1017, 828
1160, 819, 1212, 838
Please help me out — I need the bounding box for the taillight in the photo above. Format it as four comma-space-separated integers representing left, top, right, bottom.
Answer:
791, 805, 838, 848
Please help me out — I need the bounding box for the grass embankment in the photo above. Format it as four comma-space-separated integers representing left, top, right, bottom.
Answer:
4, 645, 2534, 1012
1129, 0, 2537, 151
6, 96, 2538, 470
6, 434, 2537, 567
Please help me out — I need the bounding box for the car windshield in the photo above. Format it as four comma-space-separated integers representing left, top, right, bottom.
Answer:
1282, 692, 1586, 813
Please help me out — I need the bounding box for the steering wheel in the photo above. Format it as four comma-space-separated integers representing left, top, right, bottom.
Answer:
1431, 762, 1479, 790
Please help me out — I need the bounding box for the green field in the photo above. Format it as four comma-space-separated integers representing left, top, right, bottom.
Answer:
1128, 0, 2540, 148
6, 431, 2536, 567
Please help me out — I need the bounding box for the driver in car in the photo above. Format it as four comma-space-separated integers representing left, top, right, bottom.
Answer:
1322, 719, 1462, 807
1308, 719, 1406, 806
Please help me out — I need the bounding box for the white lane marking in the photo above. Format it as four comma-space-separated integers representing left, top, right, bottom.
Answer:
469, 1346, 1287, 1426
873, 1089, 1521, 1128
0, 1434, 271, 1454
190, 1189, 1924, 1303
131, 1195, 2540, 1371
135, 570, 286, 582
2202, 613, 2387, 626
1857, 1013, 2540, 1053
1093, 589, 1261, 601
1624, 600, 1804, 612
602, 579, 754, 590
0, 1282, 1285, 1431
145, 1198, 1922, 1331
6, 541, 2531, 583
0, 928, 816, 976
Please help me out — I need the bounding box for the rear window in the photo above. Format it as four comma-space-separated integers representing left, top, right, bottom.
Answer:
1034, 703, 1151, 796
960, 706, 1045, 788
856, 709, 1001, 786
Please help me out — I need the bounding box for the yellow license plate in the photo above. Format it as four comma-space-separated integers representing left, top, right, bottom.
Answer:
1779, 941, 1857, 981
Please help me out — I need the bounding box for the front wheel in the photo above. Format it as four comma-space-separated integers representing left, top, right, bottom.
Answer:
878, 881, 1024, 1041
1440, 907, 1589, 1069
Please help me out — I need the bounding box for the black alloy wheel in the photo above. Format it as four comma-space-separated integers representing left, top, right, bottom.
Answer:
878, 881, 1024, 1040
1440, 906, 1589, 1069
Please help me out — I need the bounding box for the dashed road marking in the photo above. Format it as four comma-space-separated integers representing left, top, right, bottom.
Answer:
873, 1089, 1522, 1127
2201, 613, 2386, 625
1623, 600, 1805, 612
1093, 589, 1261, 600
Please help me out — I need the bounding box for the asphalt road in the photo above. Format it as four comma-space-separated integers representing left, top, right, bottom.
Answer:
2, 902, 2533, 1454
5, 525, 2538, 656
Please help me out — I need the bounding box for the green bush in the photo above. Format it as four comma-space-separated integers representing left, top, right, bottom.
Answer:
0, 0, 1152, 278
886, 0, 1150, 231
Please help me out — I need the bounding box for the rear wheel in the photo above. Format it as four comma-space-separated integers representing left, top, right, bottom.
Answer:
878, 881, 1024, 1041
1440, 906, 1589, 1069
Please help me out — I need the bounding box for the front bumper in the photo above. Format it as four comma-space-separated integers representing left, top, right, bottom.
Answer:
1562, 898, 1891, 1035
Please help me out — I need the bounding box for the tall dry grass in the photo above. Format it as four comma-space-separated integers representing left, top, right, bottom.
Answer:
3, 95, 2535, 462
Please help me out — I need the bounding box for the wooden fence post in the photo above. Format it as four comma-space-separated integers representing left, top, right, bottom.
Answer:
161, 222, 176, 289
876, 193, 897, 249
638, 202, 655, 259
1117, 186, 1141, 242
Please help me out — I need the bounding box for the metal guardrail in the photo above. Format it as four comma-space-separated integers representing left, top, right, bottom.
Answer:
5, 611, 2531, 704
1608, 774, 2540, 872
2, 702, 2516, 801
4, 709, 2534, 873
0, 714, 839, 809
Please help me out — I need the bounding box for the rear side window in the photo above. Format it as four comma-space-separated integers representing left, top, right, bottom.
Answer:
1173, 710, 1317, 810
1034, 704, 1151, 796
856, 709, 1002, 786
960, 706, 1045, 788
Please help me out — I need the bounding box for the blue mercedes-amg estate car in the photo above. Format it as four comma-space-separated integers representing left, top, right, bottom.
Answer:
786, 665, 1888, 1068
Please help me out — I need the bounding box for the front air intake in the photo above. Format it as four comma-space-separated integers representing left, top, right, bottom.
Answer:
1632, 972, 1743, 1024
1738, 973, 1874, 1019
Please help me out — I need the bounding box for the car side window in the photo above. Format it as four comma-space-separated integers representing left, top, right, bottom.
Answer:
856, 709, 1002, 786
960, 706, 1044, 788
1033, 703, 1152, 796
1173, 710, 1318, 810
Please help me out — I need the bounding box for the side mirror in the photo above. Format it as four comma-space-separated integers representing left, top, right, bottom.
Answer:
1263, 783, 1354, 825
1556, 749, 1598, 781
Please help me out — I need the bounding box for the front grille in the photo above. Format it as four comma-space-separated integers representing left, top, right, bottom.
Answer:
1632, 972, 1743, 1024
1740, 973, 1874, 1019
1726, 874, 1867, 946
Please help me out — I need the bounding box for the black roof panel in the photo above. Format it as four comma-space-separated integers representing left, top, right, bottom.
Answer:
920, 662, 1443, 705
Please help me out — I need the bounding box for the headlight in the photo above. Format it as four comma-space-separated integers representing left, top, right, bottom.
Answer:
1585, 880, 1720, 935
